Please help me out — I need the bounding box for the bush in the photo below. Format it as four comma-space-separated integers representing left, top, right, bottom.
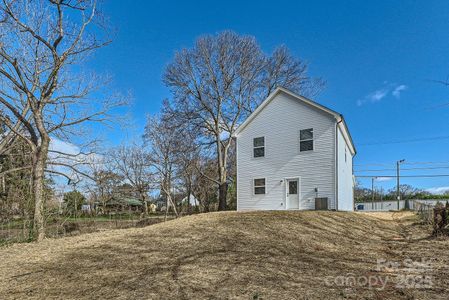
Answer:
63, 222, 80, 234
135, 218, 164, 228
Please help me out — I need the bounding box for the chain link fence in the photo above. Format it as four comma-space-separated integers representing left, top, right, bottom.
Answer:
0, 209, 175, 245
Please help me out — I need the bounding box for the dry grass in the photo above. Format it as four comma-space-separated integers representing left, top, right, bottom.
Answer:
0, 211, 448, 299
358, 211, 416, 221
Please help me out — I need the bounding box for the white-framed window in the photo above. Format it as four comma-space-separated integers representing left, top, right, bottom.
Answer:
253, 178, 266, 195
300, 128, 313, 152
253, 136, 265, 158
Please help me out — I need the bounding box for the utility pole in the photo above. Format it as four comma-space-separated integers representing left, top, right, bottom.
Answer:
371, 177, 377, 210
396, 159, 405, 210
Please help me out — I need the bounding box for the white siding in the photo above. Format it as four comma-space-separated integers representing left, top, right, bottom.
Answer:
337, 127, 354, 211
236, 92, 336, 211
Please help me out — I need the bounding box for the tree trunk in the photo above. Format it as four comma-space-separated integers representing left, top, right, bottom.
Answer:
32, 140, 49, 242
217, 141, 228, 211
167, 193, 178, 217
141, 193, 148, 217
186, 178, 192, 214
218, 182, 227, 211
163, 174, 178, 218
164, 193, 169, 222
162, 186, 178, 220
143, 200, 149, 216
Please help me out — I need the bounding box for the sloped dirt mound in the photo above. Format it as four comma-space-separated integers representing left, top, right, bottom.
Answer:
0, 211, 448, 299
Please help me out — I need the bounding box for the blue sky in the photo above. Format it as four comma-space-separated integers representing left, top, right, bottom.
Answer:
86, 1, 449, 192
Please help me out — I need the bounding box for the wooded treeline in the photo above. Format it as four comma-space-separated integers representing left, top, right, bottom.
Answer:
0, 0, 322, 242
354, 182, 449, 202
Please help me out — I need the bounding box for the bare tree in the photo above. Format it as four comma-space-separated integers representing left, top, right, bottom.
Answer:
144, 108, 182, 220
0, 0, 123, 240
90, 169, 123, 214
164, 31, 323, 210
109, 145, 153, 216
192, 158, 219, 212
177, 152, 198, 213
388, 184, 421, 200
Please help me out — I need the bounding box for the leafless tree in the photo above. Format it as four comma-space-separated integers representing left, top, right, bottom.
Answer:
79, 152, 121, 214
164, 31, 324, 210
90, 170, 123, 214
176, 153, 198, 213
192, 158, 219, 212
144, 108, 182, 220
0, 0, 123, 240
109, 145, 154, 216
388, 184, 421, 200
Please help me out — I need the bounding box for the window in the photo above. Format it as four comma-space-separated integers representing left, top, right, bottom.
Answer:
253, 137, 265, 158
288, 180, 298, 195
254, 178, 266, 194
300, 128, 313, 152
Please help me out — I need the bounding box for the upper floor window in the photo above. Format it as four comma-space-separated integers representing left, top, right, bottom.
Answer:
254, 178, 266, 194
253, 137, 265, 158
300, 128, 313, 152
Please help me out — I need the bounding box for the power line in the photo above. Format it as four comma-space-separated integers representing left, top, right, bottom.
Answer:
355, 160, 449, 167
404, 160, 449, 165
358, 135, 449, 146
356, 174, 449, 178
354, 163, 392, 167
355, 166, 449, 172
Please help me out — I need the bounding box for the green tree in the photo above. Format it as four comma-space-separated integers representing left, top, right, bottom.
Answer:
63, 191, 86, 214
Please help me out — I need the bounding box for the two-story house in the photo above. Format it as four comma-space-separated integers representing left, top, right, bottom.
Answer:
233, 87, 356, 211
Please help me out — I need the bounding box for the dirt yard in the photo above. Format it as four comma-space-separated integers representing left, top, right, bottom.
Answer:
0, 211, 448, 299
0, 215, 171, 244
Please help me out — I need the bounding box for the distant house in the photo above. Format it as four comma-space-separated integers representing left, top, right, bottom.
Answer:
96, 197, 143, 213
234, 87, 356, 211
182, 195, 199, 207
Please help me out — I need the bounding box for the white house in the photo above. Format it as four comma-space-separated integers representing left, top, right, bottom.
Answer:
233, 87, 356, 211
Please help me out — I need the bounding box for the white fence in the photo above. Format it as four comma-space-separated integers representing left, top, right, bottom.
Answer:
355, 199, 448, 212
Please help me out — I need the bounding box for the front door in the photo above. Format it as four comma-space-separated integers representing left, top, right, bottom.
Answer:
286, 179, 299, 209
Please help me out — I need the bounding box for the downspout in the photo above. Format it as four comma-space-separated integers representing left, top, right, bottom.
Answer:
233, 135, 239, 211
352, 153, 356, 211
335, 118, 343, 211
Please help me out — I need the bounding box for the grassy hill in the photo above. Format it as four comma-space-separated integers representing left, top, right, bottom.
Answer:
0, 211, 448, 299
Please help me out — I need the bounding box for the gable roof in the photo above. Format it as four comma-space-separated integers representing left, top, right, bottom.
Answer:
233, 87, 356, 155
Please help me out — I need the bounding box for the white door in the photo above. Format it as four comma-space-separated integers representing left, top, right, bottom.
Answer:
286, 179, 299, 209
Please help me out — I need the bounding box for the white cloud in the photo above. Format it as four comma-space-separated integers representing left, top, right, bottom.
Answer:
376, 177, 392, 182
50, 138, 103, 165
48, 138, 103, 187
392, 84, 407, 98
50, 138, 80, 155
369, 89, 389, 102
425, 186, 449, 195
357, 83, 408, 106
